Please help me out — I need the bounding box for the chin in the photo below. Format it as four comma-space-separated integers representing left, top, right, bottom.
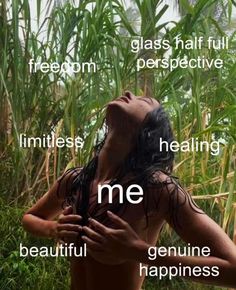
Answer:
107, 101, 127, 114
106, 102, 128, 124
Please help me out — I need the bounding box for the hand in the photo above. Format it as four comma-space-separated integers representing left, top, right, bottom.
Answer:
54, 206, 82, 243
82, 211, 148, 263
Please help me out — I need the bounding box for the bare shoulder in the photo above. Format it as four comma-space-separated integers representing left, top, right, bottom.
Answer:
57, 166, 83, 198
143, 171, 177, 216
24, 167, 82, 220
146, 170, 202, 222
147, 170, 179, 192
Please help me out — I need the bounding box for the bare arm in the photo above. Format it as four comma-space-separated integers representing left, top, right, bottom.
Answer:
141, 185, 236, 287
22, 168, 82, 240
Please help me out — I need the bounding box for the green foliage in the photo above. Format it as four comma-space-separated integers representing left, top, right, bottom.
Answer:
0, 199, 70, 290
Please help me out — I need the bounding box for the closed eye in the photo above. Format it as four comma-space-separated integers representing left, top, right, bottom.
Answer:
138, 97, 153, 105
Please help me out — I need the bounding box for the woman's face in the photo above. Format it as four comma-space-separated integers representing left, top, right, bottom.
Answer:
106, 91, 160, 128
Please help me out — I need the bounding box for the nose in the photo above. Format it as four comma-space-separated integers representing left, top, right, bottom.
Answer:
124, 91, 135, 100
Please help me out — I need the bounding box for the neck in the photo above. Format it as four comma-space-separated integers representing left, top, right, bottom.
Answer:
95, 131, 133, 183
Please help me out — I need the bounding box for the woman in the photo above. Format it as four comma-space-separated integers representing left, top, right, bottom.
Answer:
22, 91, 236, 290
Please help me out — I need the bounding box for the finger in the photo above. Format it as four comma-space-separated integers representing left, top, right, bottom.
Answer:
63, 238, 77, 244
83, 226, 105, 243
107, 211, 128, 229
62, 206, 73, 215
57, 224, 82, 232
58, 214, 82, 224
88, 218, 110, 235
57, 230, 79, 239
81, 236, 103, 251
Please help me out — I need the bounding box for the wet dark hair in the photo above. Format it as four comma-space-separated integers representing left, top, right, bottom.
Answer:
58, 104, 201, 229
